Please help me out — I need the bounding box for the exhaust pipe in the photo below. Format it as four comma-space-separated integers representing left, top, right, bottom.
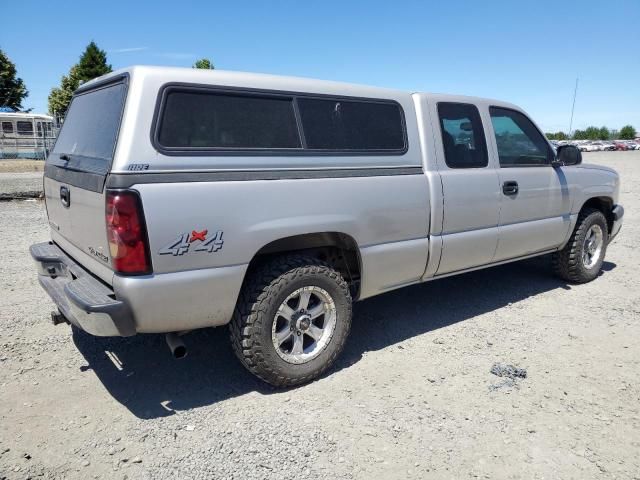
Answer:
165, 333, 187, 359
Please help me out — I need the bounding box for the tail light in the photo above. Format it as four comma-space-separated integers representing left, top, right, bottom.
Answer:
106, 190, 152, 275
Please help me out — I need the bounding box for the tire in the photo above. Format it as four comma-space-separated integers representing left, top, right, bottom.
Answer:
553, 208, 608, 283
230, 255, 352, 387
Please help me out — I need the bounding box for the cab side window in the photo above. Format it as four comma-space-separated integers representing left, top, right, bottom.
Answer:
489, 107, 552, 167
437, 103, 488, 168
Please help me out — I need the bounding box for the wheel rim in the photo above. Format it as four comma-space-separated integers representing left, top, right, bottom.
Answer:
271, 286, 337, 364
582, 224, 604, 269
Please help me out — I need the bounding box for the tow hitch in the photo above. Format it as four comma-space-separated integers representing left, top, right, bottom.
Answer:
50, 310, 69, 326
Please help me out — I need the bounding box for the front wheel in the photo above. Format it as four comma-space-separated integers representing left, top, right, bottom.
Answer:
230, 255, 352, 387
553, 208, 608, 283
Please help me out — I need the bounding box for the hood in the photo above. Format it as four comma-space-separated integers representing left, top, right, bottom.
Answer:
577, 163, 618, 176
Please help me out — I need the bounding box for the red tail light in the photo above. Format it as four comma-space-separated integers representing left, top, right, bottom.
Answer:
106, 190, 152, 275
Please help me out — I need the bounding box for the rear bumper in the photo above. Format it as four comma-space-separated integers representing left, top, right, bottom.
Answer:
30, 241, 136, 336
610, 204, 624, 242
31, 241, 249, 336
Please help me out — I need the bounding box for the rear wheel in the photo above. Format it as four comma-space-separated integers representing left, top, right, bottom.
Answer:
553, 208, 608, 283
230, 255, 352, 387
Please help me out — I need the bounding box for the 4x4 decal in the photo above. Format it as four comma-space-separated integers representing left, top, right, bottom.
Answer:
159, 229, 224, 256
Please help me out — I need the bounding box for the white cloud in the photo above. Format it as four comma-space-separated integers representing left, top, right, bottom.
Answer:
110, 47, 149, 53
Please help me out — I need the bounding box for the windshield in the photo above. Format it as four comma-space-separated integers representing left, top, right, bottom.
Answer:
51, 80, 126, 174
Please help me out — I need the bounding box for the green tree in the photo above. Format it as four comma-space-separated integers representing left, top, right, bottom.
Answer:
572, 129, 586, 140
584, 126, 601, 140
0, 49, 28, 110
48, 41, 112, 116
48, 65, 81, 117
546, 131, 568, 140
193, 58, 214, 69
75, 41, 112, 79
619, 125, 637, 140
598, 126, 610, 140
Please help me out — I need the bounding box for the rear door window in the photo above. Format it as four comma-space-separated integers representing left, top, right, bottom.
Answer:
297, 98, 405, 151
157, 91, 301, 150
437, 102, 488, 168
489, 107, 552, 167
51, 80, 127, 173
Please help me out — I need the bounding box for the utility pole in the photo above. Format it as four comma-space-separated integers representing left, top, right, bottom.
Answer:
568, 77, 579, 137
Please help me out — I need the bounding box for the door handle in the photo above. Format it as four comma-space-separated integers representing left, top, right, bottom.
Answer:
60, 186, 70, 208
502, 181, 519, 196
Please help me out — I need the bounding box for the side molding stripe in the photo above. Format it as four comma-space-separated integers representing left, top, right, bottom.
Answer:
106, 167, 424, 188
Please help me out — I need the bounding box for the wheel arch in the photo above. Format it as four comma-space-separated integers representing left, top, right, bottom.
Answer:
580, 196, 614, 233
245, 232, 363, 299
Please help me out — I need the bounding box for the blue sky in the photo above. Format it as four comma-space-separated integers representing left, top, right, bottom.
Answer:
3, 0, 639, 132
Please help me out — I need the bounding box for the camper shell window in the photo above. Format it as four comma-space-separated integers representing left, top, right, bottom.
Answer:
153, 85, 408, 156
50, 77, 128, 174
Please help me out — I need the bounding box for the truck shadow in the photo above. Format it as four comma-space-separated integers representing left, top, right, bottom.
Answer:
73, 257, 616, 419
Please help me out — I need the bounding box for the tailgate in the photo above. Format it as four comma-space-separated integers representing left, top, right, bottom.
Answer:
44, 76, 128, 284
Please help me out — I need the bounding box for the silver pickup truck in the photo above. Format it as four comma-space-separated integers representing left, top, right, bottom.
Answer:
31, 66, 624, 387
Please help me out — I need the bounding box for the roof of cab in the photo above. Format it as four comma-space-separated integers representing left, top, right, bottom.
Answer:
79, 65, 521, 111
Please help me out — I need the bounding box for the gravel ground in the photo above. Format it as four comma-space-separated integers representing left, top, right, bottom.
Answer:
0, 173, 43, 200
0, 160, 44, 174
1, 151, 639, 479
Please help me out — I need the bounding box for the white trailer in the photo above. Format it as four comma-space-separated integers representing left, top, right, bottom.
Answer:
0, 112, 57, 159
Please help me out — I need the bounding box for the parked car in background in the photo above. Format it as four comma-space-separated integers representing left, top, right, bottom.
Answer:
579, 142, 598, 152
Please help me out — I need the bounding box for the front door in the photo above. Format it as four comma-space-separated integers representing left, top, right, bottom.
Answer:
488, 107, 572, 262
434, 102, 501, 275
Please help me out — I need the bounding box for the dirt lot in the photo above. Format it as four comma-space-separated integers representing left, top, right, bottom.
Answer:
0, 160, 44, 174
1, 152, 639, 479
0, 173, 43, 200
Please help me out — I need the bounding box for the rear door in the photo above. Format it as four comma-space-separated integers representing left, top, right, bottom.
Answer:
434, 102, 501, 275
488, 107, 571, 261
44, 77, 128, 283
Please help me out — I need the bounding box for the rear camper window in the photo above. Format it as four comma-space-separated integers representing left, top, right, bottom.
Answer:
297, 98, 405, 151
157, 91, 301, 150
51, 80, 127, 173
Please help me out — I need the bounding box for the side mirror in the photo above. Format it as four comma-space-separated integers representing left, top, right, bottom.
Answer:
554, 144, 582, 167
